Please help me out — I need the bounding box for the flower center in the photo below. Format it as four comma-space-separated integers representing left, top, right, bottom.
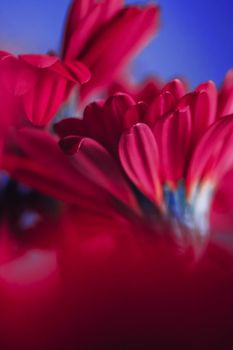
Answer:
163, 181, 214, 239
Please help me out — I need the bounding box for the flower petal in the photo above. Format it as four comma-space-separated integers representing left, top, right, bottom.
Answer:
0, 53, 38, 96
218, 69, 233, 118
82, 94, 135, 153
119, 123, 161, 204
162, 79, 186, 101
145, 91, 175, 127
72, 137, 137, 208
153, 108, 192, 186
54, 117, 85, 138
187, 115, 233, 194
59, 135, 81, 155
3, 129, 109, 209
62, 0, 123, 59
19, 54, 59, 68
23, 70, 67, 125
80, 5, 160, 100
124, 102, 147, 128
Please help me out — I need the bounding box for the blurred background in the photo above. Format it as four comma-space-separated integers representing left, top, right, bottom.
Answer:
0, 0, 232, 88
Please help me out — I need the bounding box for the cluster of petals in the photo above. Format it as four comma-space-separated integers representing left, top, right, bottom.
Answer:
1, 0, 233, 349
0, 51, 90, 126
53, 77, 233, 238
3, 74, 233, 348
0, 0, 159, 129
0, 1, 163, 349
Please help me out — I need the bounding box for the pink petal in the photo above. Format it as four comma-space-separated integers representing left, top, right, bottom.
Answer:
187, 115, 233, 193
0, 54, 38, 96
124, 102, 147, 128
153, 107, 192, 186
0, 50, 11, 60
193, 81, 217, 143
62, 60, 90, 83
100, 93, 135, 150
145, 91, 175, 127
178, 81, 217, 147
54, 117, 85, 138
217, 69, 233, 118
19, 54, 59, 68
62, 3, 103, 60
59, 135, 82, 155
162, 79, 186, 101
3, 129, 109, 209
82, 100, 106, 141
20, 58, 89, 126
136, 78, 161, 104
23, 71, 67, 125
119, 123, 162, 204
62, 0, 124, 59
82, 94, 135, 153
73, 137, 136, 208
51, 60, 90, 83
80, 5, 160, 100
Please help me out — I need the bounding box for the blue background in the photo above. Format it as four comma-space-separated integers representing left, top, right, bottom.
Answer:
0, 0, 232, 88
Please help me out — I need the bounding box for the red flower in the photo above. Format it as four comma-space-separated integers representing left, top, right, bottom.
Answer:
3, 76, 233, 348
62, 0, 160, 101
1, 0, 233, 348
54, 79, 233, 241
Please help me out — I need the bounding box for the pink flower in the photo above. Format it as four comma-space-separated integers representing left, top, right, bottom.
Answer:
3, 76, 233, 348
1, 0, 233, 348
54, 79, 233, 244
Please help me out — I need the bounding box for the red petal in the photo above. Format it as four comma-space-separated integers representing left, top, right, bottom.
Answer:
82, 100, 105, 141
62, 60, 90, 83
59, 135, 81, 155
0, 50, 11, 60
187, 115, 233, 194
80, 5, 160, 100
210, 169, 233, 233
162, 79, 186, 101
193, 81, 217, 143
19, 58, 90, 126
23, 71, 67, 126
178, 81, 217, 147
51, 60, 90, 83
73, 137, 136, 208
136, 78, 161, 104
124, 102, 147, 128
83, 94, 135, 153
153, 107, 192, 186
62, 0, 124, 59
145, 91, 175, 127
217, 70, 233, 118
100, 93, 135, 150
19, 54, 59, 68
3, 129, 108, 209
63, 4, 102, 60
0, 81, 23, 134
119, 123, 162, 204
0, 54, 38, 96
54, 117, 85, 138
